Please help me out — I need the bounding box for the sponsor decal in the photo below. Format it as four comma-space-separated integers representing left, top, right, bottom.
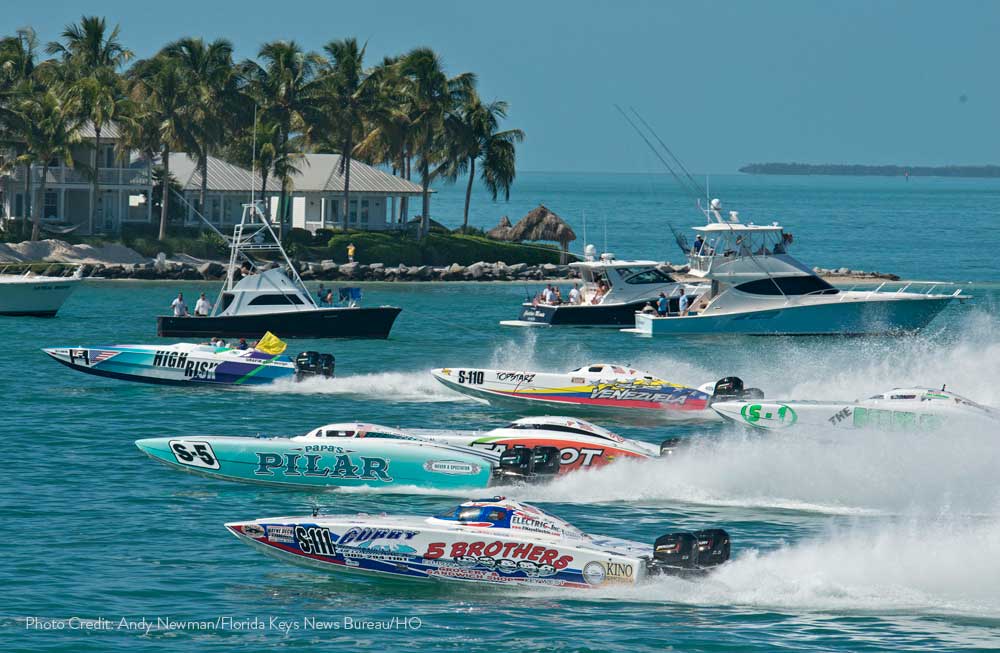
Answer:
496, 372, 536, 384
423, 460, 481, 475
852, 407, 941, 429
604, 561, 635, 584
423, 540, 573, 571
571, 377, 586, 384
339, 528, 418, 545
457, 370, 485, 385
827, 406, 852, 425
241, 524, 265, 538
583, 561, 606, 585
69, 349, 90, 366
168, 440, 220, 470
253, 452, 391, 481
266, 525, 295, 544
558, 447, 606, 467
510, 511, 565, 536
741, 403, 797, 428
589, 382, 699, 405
294, 526, 338, 556
152, 350, 220, 380
427, 567, 503, 581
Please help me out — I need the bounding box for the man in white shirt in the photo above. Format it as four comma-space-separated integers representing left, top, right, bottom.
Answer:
678, 293, 690, 316
194, 292, 213, 317
171, 292, 189, 317
568, 283, 581, 305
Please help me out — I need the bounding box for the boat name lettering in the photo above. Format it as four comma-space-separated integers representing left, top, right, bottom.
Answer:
457, 370, 485, 385
152, 350, 220, 379
590, 384, 692, 404
496, 372, 536, 383
423, 541, 573, 569
254, 453, 392, 481
558, 447, 605, 467
852, 407, 942, 429
828, 407, 852, 425
338, 527, 419, 545
294, 526, 338, 556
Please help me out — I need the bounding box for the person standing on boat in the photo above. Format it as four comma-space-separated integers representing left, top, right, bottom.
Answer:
347, 242, 356, 263
194, 293, 213, 317
657, 292, 669, 316
568, 283, 582, 305
678, 292, 690, 316
171, 292, 189, 317
693, 235, 705, 255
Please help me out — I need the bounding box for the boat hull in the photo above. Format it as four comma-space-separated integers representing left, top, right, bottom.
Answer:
42, 345, 296, 386
432, 367, 712, 417
505, 300, 655, 327
157, 306, 402, 339
0, 277, 79, 317
225, 518, 644, 588
627, 295, 954, 336
136, 436, 495, 489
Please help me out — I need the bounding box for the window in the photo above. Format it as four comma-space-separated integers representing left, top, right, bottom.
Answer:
44, 191, 58, 220
349, 199, 358, 223
588, 366, 604, 373
623, 268, 674, 284
14, 193, 23, 217
247, 294, 304, 306
360, 199, 369, 224
735, 276, 838, 296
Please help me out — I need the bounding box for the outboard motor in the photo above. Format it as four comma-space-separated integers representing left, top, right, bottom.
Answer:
709, 376, 764, 404
659, 437, 685, 457
294, 352, 335, 381
495, 445, 562, 484
649, 528, 730, 575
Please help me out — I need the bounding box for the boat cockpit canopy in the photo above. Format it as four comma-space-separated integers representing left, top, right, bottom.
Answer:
302, 423, 423, 441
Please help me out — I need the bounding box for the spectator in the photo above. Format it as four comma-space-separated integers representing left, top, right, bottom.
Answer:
656, 292, 668, 316
347, 242, 356, 263
194, 292, 212, 317
170, 292, 189, 317
568, 283, 582, 305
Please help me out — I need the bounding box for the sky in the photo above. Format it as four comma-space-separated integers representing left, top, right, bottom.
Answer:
6, 0, 999, 173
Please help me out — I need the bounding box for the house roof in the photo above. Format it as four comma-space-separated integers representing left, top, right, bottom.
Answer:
157, 152, 426, 196
78, 121, 125, 140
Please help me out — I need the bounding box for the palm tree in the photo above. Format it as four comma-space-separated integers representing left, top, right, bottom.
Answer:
161, 37, 237, 219
12, 88, 82, 240
443, 94, 524, 230
242, 40, 321, 230
397, 48, 474, 238
126, 55, 192, 239
315, 38, 379, 228
0, 28, 41, 236
47, 16, 133, 234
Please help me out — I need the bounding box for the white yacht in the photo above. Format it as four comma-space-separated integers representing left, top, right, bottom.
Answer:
0, 268, 82, 317
624, 200, 965, 336
501, 247, 704, 327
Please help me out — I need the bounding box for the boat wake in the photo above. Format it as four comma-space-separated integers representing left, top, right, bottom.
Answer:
509, 421, 1000, 517
251, 370, 470, 403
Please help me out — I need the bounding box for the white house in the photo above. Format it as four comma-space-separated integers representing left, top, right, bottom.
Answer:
168, 152, 428, 233
0, 122, 153, 235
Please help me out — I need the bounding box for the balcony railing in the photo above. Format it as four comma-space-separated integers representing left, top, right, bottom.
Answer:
7, 166, 150, 186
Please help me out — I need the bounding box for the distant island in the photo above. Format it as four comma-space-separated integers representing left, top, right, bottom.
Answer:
739, 163, 1000, 178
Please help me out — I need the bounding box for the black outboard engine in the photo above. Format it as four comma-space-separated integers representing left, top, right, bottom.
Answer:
494, 445, 562, 484
709, 376, 764, 404
294, 352, 335, 381
649, 528, 731, 575
659, 437, 685, 457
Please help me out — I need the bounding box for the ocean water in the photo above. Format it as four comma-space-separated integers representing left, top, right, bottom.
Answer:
4, 174, 1000, 652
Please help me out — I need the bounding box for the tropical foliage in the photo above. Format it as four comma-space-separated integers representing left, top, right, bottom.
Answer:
0, 17, 523, 241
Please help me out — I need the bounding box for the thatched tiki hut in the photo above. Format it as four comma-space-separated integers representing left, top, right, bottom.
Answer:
509, 205, 577, 264
487, 215, 514, 240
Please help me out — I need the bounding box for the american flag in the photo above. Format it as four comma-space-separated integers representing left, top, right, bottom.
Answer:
89, 350, 119, 365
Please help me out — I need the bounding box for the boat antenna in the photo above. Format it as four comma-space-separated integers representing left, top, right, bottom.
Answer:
582, 209, 587, 255
614, 104, 702, 200
250, 104, 257, 205
603, 215, 608, 255
629, 107, 706, 198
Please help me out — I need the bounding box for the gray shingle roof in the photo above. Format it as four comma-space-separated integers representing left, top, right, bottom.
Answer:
160, 152, 426, 195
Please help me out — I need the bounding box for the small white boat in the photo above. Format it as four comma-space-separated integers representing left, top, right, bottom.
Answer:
712, 386, 998, 430
225, 497, 731, 587
623, 200, 966, 336
0, 268, 81, 317
501, 248, 704, 328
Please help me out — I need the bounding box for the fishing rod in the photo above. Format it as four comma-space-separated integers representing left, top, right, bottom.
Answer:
629, 107, 706, 199
613, 104, 703, 201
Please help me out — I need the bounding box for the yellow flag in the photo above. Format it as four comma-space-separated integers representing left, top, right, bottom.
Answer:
255, 331, 287, 355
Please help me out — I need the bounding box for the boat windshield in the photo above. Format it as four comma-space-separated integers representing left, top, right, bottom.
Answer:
434, 505, 511, 526
619, 267, 674, 284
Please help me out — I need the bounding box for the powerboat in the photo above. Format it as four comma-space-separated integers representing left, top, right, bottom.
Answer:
431, 364, 761, 418
157, 202, 400, 339
225, 497, 730, 587
712, 385, 998, 430
500, 248, 704, 328
624, 200, 966, 336
0, 267, 82, 317
134, 416, 678, 489
42, 342, 334, 386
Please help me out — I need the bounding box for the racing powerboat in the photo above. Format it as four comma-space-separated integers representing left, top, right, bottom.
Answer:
0, 267, 82, 316
624, 200, 966, 336
135, 417, 678, 490
431, 364, 761, 418
712, 385, 998, 430
501, 248, 704, 328
42, 342, 334, 386
157, 202, 400, 339
225, 497, 731, 587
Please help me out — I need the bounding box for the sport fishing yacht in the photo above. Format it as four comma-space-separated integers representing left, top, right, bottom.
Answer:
501, 247, 703, 327
624, 200, 965, 336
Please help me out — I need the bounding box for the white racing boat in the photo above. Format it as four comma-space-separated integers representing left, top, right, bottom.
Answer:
0, 267, 82, 316
712, 385, 998, 430
226, 497, 730, 588
432, 364, 761, 419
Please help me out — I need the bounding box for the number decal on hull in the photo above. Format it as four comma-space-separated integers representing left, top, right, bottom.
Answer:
168, 440, 221, 469
458, 370, 485, 385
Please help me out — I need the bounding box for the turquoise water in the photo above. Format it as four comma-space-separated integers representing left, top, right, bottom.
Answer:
5, 174, 1000, 651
